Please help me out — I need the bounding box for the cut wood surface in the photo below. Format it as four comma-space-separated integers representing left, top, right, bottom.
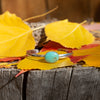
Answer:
26, 68, 72, 100
0, 69, 23, 100
68, 66, 100, 100
0, 67, 100, 100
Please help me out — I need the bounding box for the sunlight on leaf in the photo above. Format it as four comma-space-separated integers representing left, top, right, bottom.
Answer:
0, 11, 35, 57
45, 19, 95, 48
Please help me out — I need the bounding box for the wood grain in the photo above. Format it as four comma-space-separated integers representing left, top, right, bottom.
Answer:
1, 0, 47, 22
0, 67, 100, 100
0, 0, 2, 14
1, 0, 100, 22
0, 69, 23, 100
47, 0, 91, 22
26, 68, 72, 100
68, 66, 100, 100
47, 0, 100, 22
90, 0, 100, 21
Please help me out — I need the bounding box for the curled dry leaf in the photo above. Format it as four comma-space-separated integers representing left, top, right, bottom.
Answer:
45, 19, 95, 48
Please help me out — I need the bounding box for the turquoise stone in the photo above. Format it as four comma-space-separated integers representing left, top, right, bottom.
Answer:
45, 51, 59, 63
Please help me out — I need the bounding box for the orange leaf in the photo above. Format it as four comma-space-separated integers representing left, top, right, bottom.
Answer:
0, 57, 24, 62
15, 69, 30, 77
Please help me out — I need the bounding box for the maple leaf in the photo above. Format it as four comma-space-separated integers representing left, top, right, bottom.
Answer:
45, 19, 95, 48
0, 11, 35, 57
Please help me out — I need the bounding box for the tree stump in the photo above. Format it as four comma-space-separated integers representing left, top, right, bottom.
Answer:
0, 69, 23, 100
0, 67, 100, 100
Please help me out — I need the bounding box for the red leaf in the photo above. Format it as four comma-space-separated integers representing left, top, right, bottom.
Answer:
69, 55, 88, 63
0, 57, 25, 62
41, 41, 72, 52
41, 41, 99, 52
79, 44, 100, 50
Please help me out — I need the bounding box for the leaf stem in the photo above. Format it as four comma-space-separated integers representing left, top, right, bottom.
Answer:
24, 6, 58, 22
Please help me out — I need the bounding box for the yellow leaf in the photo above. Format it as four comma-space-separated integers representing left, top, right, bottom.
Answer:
73, 45, 100, 56
0, 11, 35, 57
83, 55, 100, 67
17, 50, 73, 70
45, 19, 95, 48
73, 45, 100, 67
0, 62, 18, 68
